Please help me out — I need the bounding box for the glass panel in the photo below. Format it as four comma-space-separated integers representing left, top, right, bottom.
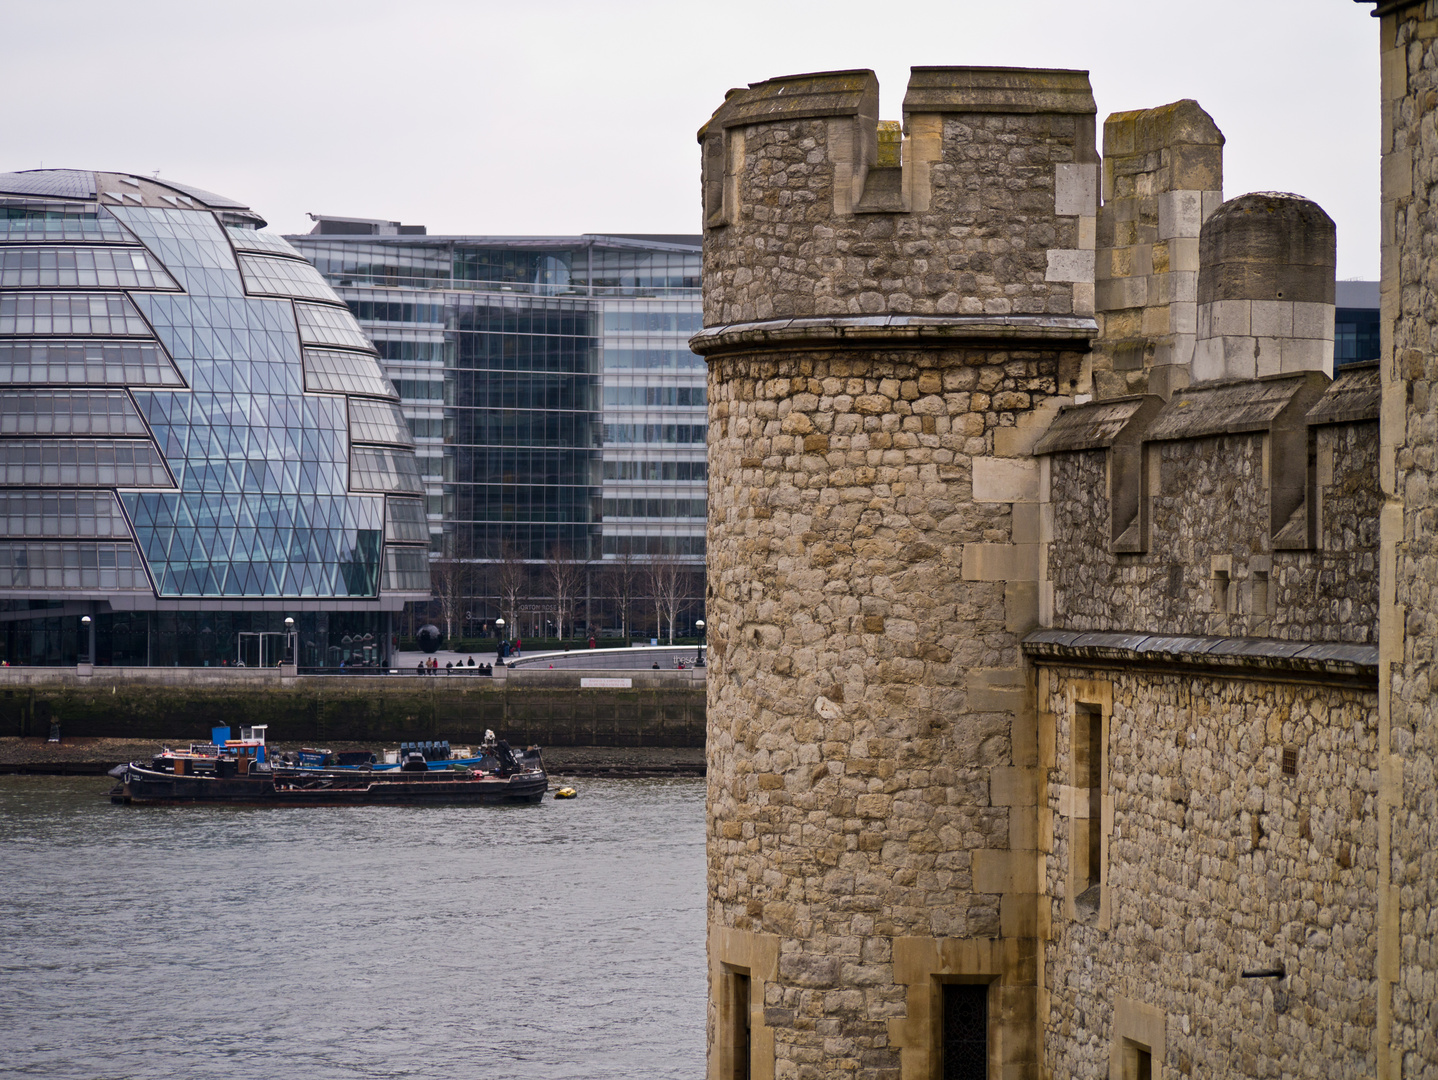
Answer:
302, 348, 396, 398
105, 206, 245, 298
0, 541, 148, 591
238, 253, 343, 303
295, 302, 374, 350
600, 422, 708, 444
602, 348, 706, 372
0, 490, 132, 538
382, 545, 431, 591
225, 227, 302, 258
350, 446, 424, 494
120, 492, 384, 598
349, 398, 414, 446
0, 340, 183, 386
391, 377, 444, 401
0, 246, 179, 290
0, 293, 152, 335
0, 440, 173, 487
0, 206, 132, 242
384, 497, 429, 543
0, 390, 149, 436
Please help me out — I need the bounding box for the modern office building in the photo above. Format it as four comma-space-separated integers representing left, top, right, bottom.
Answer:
0, 170, 429, 667
288, 221, 706, 633
1335, 279, 1380, 367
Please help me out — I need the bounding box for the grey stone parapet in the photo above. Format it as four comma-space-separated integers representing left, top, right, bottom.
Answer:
1023, 627, 1377, 684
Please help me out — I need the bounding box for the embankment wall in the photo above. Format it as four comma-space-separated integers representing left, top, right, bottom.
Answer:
0, 672, 705, 747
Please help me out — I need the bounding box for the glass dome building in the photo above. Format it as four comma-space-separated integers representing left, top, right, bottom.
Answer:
0, 169, 430, 667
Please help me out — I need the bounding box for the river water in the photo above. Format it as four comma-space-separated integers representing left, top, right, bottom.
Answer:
0, 775, 706, 1079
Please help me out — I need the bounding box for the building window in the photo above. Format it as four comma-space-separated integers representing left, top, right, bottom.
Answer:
1073, 701, 1105, 916
722, 966, 751, 1080
942, 983, 988, 1080
1121, 1039, 1154, 1080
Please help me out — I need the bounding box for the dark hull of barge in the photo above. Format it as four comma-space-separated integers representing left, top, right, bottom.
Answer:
110, 767, 549, 806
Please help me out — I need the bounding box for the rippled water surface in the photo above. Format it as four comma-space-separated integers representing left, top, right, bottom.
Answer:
0, 775, 705, 1079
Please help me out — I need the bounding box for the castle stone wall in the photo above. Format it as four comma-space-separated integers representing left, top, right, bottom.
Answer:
1194, 192, 1337, 383
1044, 416, 1380, 643
1038, 665, 1378, 1079
704, 342, 1081, 1079
1374, 4, 1438, 1077
699, 38, 1424, 1080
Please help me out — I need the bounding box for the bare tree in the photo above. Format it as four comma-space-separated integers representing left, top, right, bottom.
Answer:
428, 557, 474, 643
602, 549, 642, 641
544, 543, 586, 642
646, 554, 692, 645
493, 542, 528, 632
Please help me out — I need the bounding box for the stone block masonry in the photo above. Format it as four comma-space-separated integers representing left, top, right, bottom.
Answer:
1037, 664, 1379, 1079
1091, 100, 1223, 401
1370, 4, 1438, 1078
699, 37, 1435, 1080
697, 65, 1098, 1080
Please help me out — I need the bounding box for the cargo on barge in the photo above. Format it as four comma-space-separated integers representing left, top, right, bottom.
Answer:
108, 727, 548, 806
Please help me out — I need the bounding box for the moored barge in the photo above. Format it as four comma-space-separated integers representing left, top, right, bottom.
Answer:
109, 727, 548, 806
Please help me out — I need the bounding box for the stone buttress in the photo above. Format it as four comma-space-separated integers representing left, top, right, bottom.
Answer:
693, 66, 1098, 1080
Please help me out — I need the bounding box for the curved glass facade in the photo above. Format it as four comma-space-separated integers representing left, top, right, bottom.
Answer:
0, 170, 430, 666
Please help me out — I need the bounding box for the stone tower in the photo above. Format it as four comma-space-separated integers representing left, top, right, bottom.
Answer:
693, 66, 1099, 1079
1193, 191, 1336, 383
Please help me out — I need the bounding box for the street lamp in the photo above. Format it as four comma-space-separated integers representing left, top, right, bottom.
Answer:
694, 619, 705, 667
495, 617, 506, 666
80, 614, 93, 667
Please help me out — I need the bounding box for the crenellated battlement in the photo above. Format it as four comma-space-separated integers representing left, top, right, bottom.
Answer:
697, 66, 1099, 328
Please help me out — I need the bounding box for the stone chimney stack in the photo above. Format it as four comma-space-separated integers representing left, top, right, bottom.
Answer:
1192, 192, 1336, 383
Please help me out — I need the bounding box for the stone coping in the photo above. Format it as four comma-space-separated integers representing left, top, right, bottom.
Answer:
1307, 362, 1380, 426
688, 314, 1098, 356
1032, 395, 1163, 454
1144, 371, 1327, 442
1023, 628, 1378, 685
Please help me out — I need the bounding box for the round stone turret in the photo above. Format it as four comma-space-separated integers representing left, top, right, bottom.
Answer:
694, 66, 1099, 1080
1192, 192, 1336, 382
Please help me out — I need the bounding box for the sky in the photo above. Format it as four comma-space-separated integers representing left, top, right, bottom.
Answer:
1, 0, 1381, 278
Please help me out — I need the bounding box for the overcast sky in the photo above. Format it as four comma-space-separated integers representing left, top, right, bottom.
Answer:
2, 0, 1380, 277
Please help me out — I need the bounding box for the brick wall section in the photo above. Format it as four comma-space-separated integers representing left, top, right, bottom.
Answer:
1040, 666, 1379, 1079
1045, 420, 1380, 642
1376, 4, 1438, 1077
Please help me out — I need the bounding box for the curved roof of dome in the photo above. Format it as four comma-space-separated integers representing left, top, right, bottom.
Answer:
0, 169, 97, 200
0, 168, 253, 212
